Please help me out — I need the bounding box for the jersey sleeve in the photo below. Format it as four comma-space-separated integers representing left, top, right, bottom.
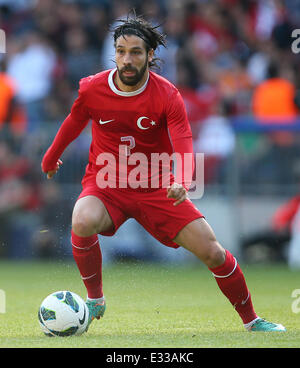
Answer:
41, 77, 91, 173
166, 89, 194, 190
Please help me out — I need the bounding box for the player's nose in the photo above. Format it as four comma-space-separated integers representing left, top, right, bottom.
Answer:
123, 52, 132, 65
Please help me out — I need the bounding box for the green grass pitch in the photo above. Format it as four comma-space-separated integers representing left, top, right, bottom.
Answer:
0, 260, 299, 348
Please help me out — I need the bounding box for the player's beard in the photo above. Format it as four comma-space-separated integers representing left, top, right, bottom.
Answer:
117, 59, 148, 87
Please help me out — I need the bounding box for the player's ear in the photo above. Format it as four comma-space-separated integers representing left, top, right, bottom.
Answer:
148, 48, 154, 64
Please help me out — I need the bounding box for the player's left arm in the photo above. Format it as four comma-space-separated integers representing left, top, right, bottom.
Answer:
166, 89, 194, 205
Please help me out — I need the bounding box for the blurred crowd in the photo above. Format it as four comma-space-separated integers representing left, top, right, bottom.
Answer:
1, 0, 300, 261
0, 0, 300, 128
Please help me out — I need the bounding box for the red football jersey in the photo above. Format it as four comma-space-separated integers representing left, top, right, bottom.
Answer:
42, 68, 194, 189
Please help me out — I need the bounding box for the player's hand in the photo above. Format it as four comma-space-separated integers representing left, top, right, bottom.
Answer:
43, 159, 63, 179
167, 183, 188, 206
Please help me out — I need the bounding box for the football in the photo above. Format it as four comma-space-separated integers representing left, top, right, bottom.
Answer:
38, 291, 89, 337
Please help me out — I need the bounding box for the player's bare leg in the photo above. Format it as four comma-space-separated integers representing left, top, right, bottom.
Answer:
173, 217, 225, 268
72, 195, 114, 237
173, 218, 285, 331
71, 195, 113, 329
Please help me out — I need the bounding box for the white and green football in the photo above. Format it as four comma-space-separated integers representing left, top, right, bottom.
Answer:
38, 291, 88, 337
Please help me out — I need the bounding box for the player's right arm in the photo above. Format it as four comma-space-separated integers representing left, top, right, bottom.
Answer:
41, 77, 91, 179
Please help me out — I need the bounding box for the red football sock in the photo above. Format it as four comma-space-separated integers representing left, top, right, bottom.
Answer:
71, 230, 103, 299
209, 250, 258, 324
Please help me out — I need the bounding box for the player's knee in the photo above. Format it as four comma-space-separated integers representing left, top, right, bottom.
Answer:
72, 212, 99, 237
203, 241, 226, 269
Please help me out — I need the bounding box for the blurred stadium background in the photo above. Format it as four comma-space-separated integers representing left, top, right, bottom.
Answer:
0, 0, 300, 268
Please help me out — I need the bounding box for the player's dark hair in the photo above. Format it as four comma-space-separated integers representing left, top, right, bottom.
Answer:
112, 10, 166, 69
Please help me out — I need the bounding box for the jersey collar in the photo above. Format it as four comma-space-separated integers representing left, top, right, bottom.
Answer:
108, 68, 149, 97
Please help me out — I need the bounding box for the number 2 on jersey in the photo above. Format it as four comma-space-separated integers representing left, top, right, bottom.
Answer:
120, 136, 135, 156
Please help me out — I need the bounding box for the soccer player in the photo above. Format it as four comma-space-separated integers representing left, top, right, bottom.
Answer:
41, 14, 285, 332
